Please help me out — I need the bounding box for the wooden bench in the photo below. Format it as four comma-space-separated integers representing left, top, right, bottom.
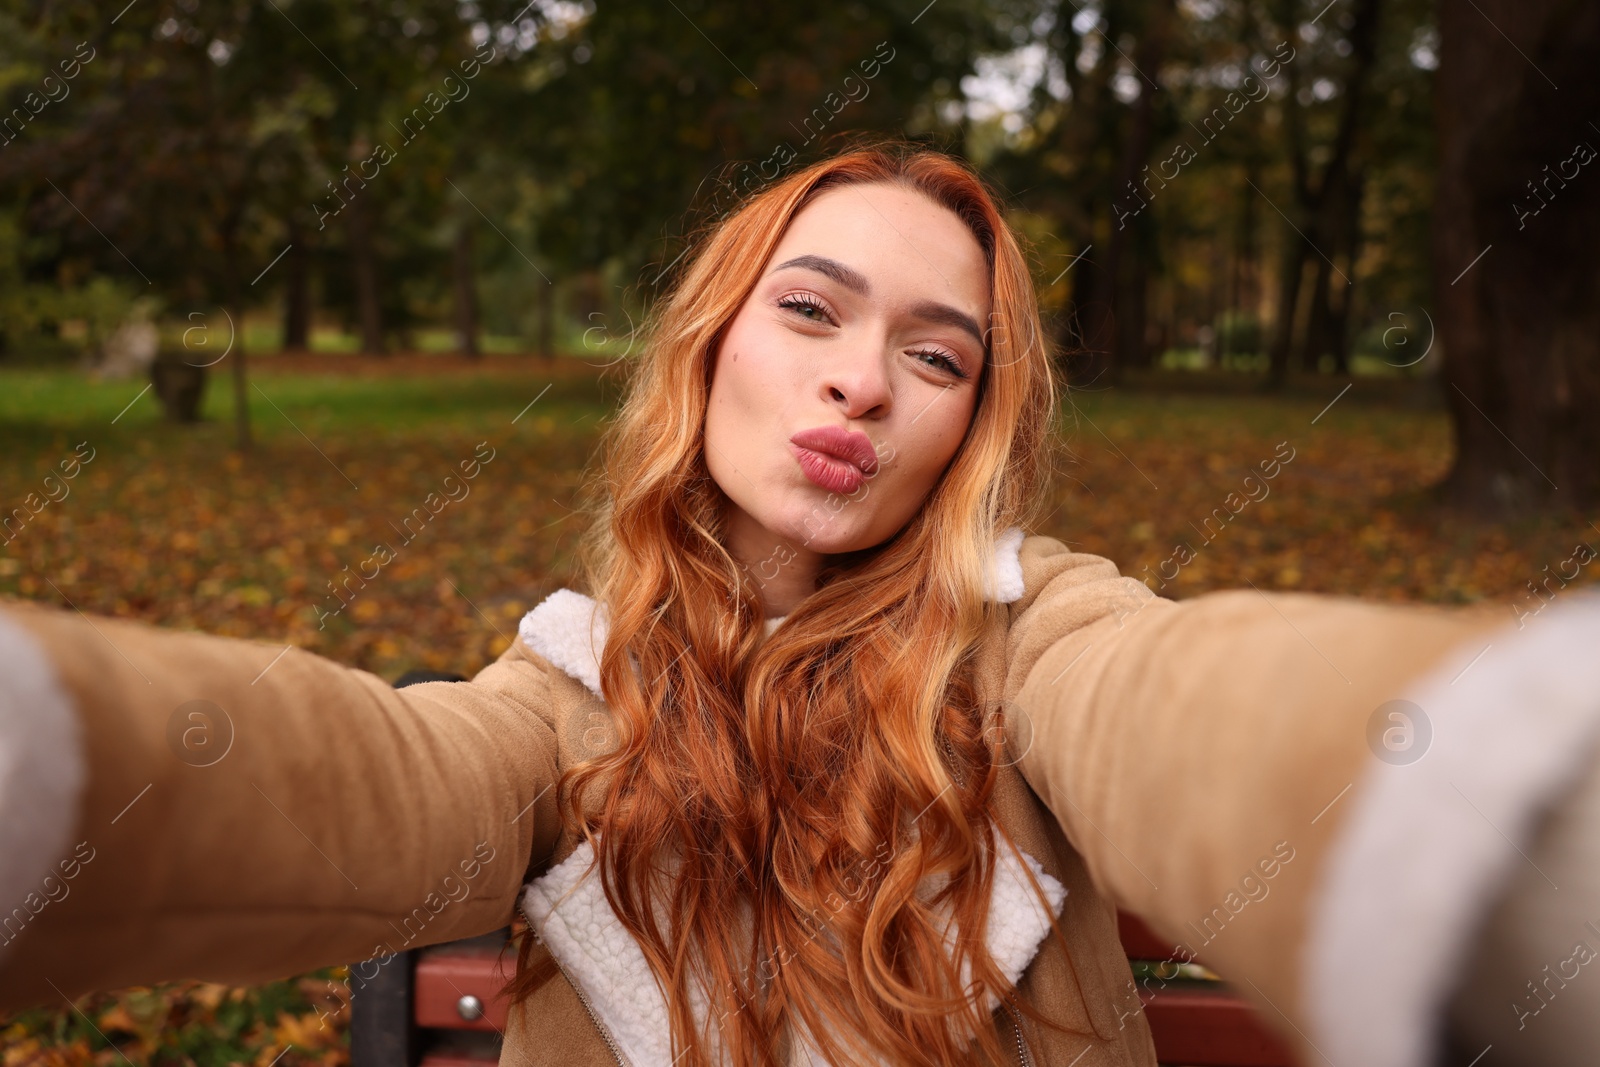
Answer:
1117, 911, 1296, 1067
348, 916, 1295, 1067
353, 673, 1297, 1067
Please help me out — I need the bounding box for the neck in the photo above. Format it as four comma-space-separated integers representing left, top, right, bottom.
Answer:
722, 509, 824, 619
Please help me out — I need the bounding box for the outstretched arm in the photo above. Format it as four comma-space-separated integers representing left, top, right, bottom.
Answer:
1002, 535, 1600, 1067
0, 597, 563, 1014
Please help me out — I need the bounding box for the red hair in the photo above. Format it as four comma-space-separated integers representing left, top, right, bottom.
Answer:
509, 138, 1081, 1066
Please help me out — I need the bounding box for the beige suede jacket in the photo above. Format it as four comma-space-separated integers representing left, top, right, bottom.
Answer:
2, 532, 1598, 1067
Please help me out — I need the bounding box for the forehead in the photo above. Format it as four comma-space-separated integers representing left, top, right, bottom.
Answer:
768, 182, 991, 319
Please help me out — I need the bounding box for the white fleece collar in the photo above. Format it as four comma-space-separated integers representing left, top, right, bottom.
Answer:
516, 525, 1026, 703
516, 525, 1050, 1064
523, 833, 1064, 1067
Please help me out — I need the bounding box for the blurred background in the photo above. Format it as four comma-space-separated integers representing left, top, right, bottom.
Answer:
2, 0, 1597, 1063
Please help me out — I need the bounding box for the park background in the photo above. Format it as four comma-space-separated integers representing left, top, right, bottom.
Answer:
2, 0, 1598, 1063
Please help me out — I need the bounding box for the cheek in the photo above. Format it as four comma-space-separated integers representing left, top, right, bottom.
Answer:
712, 318, 783, 405
710, 327, 808, 442
706, 355, 759, 448
704, 327, 788, 486
702, 379, 749, 492
895, 389, 975, 485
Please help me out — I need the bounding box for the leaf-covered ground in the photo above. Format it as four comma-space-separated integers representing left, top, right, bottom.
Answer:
0, 356, 621, 683
2, 970, 348, 1067
2, 355, 1597, 1065
1051, 377, 1600, 608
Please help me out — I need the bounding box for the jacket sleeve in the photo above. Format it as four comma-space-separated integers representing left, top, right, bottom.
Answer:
1000, 535, 1600, 1067
0, 596, 564, 1014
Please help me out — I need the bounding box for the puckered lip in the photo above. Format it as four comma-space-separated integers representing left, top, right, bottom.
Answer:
789, 425, 880, 474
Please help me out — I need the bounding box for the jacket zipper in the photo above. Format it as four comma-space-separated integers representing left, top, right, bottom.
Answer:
943, 734, 966, 788
952, 734, 1033, 1067
517, 892, 630, 1067
1004, 999, 1036, 1067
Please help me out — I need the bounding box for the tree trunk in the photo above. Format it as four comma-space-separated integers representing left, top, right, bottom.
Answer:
1105, 0, 1176, 378
1435, 0, 1600, 513
1064, 248, 1114, 388
1300, 0, 1379, 375
1265, 232, 1307, 388
1267, 0, 1380, 387
347, 194, 384, 355
282, 223, 312, 352
1045, 0, 1165, 388
1119, 251, 1152, 369
1227, 161, 1262, 370
1265, 16, 1312, 391
1303, 247, 1335, 373
537, 279, 555, 362
219, 218, 251, 451
453, 219, 480, 358
1328, 169, 1364, 376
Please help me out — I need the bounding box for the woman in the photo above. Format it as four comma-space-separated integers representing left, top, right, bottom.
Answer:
2, 142, 1599, 1067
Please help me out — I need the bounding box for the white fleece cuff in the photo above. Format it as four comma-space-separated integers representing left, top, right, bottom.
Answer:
0, 608, 86, 963
1303, 592, 1600, 1067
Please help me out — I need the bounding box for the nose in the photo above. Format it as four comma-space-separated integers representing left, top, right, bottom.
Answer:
819, 348, 892, 419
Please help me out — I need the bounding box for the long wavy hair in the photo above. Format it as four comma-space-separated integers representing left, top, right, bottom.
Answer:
508, 139, 1076, 1066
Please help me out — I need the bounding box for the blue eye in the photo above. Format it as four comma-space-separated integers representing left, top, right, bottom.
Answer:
910, 347, 968, 380
777, 294, 833, 323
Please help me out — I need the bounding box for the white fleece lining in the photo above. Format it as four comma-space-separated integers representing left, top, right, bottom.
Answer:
516, 525, 1051, 1063
518, 588, 609, 700
0, 609, 86, 964
522, 832, 1065, 1067
987, 525, 1027, 604
1303, 592, 1600, 1067
516, 526, 1028, 703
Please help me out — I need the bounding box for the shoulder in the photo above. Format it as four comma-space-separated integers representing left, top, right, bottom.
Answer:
1001, 534, 1170, 693
461, 597, 602, 745
514, 589, 606, 700
489, 590, 622, 768
1010, 534, 1156, 617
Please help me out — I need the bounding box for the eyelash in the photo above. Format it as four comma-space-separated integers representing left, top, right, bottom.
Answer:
774, 293, 970, 380
776, 293, 832, 323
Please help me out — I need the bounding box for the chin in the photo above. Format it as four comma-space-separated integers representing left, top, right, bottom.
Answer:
797, 518, 887, 556
753, 501, 853, 554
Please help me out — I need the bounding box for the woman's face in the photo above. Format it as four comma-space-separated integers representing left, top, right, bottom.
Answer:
704, 181, 990, 578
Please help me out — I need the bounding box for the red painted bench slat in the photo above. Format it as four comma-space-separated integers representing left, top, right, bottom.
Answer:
417, 1053, 498, 1067
1118, 912, 1297, 1066
413, 941, 514, 1034
1119, 910, 1197, 963
1140, 985, 1297, 1067
405, 912, 1298, 1066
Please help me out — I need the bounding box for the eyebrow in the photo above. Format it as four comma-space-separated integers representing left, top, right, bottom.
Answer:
769, 253, 987, 351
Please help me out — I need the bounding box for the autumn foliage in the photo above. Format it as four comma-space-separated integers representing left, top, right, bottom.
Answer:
2, 356, 1597, 1064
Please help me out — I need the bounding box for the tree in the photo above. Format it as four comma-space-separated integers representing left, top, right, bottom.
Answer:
981, 0, 1171, 386
0, 6, 307, 448
1089, 0, 1179, 381
1433, 0, 1600, 512
1262, 0, 1382, 388
512, 0, 1008, 298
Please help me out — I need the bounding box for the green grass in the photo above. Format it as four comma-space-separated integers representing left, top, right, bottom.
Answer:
0, 363, 621, 450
